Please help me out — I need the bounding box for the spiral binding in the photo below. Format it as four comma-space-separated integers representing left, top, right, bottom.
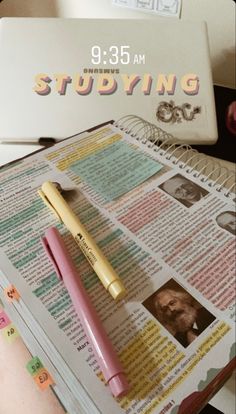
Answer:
114, 115, 235, 200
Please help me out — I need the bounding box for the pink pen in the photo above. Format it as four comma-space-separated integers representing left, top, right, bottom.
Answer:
42, 227, 129, 398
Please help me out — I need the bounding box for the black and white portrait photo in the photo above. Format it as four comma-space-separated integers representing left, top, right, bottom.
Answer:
159, 174, 209, 208
216, 211, 236, 236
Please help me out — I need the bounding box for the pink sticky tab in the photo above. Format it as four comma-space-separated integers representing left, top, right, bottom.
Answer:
0, 311, 11, 329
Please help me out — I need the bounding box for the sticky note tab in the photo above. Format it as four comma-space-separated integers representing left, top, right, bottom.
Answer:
0, 311, 11, 329
27, 356, 44, 376
4, 285, 20, 303
70, 140, 163, 201
27, 357, 54, 391
34, 368, 54, 390
2, 323, 19, 343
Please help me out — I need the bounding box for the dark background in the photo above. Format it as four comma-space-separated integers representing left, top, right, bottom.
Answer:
193, 86, 236, 164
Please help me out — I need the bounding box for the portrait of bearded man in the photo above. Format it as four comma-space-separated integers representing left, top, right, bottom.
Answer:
160, 174, 209, 208
153, 287, 215, 348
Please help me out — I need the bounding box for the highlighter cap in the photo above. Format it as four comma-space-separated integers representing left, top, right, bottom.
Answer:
109, 373, 129, 398
108, 280, 126, 300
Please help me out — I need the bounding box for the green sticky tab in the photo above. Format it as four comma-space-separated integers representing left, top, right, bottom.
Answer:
26, 356, 44, 376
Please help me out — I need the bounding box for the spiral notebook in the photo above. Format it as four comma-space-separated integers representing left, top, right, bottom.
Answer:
0, 117, 235, 414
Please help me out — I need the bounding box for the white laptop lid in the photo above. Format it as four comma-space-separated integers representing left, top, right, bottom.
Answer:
0, 18, 217, 144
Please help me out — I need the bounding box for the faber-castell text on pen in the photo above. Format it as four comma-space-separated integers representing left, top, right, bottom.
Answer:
75, 232, 96, 265
38, 181, 126, 300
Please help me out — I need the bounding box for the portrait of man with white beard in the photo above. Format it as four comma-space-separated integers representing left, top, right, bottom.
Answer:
216, 211, 236, 236
159, 174, 209, 208
143, 280, 216, 348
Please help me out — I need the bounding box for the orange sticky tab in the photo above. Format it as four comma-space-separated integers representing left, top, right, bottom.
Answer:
4, 285, 20, 303
34, 368, 54, 390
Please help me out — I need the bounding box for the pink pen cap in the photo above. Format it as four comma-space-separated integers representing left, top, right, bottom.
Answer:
42, 227, 129, 398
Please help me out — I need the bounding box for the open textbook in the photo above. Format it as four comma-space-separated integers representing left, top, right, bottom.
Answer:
0, 117, 235, 414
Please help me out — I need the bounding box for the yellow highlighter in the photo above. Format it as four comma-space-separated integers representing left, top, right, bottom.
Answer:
39, 181, 126, 300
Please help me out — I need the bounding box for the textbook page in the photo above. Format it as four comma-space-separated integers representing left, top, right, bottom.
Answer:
0, 124, 235, 414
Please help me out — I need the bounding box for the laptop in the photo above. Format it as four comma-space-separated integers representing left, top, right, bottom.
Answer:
0, 18, 217, 144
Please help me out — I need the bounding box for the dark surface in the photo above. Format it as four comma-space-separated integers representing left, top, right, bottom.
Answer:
188, 87, 234, 414
193, 85, 236, 163
200, 404, 224, 414
190, 87, 234, 414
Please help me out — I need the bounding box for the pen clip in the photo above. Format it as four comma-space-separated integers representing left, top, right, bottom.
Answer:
41, 236, 63, 281
38, 189, 62, 222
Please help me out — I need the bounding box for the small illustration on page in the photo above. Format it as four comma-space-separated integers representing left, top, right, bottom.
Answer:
159, 174, 209, 208
143, 279, 216, 348
216, 211, 236, 236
